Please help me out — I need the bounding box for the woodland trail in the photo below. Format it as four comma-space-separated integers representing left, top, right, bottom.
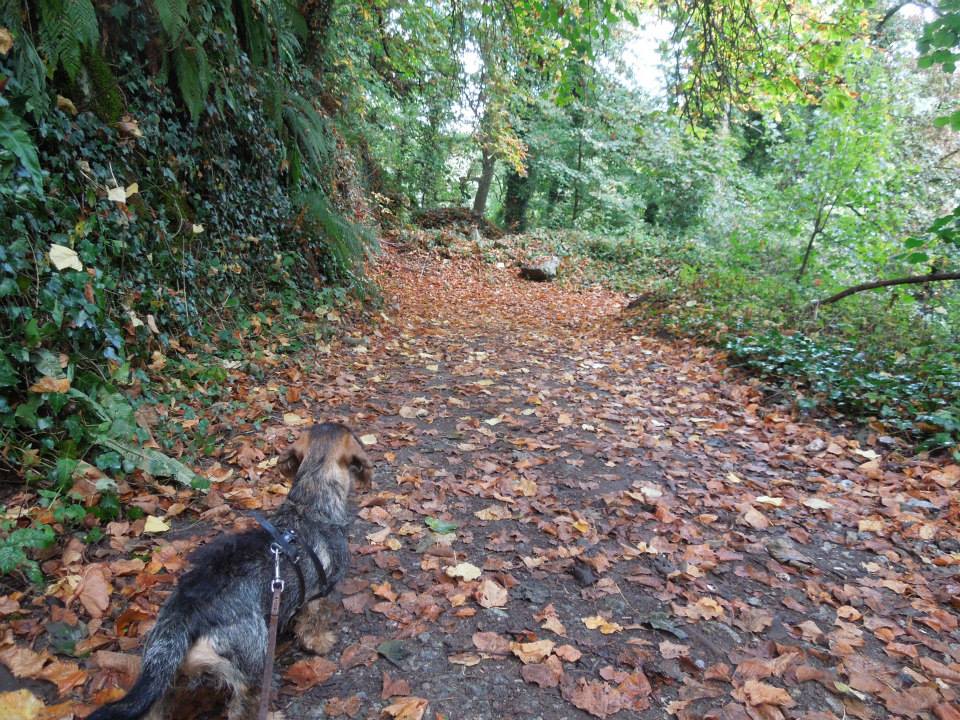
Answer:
278, 252, 960, 720
3, 251, 959, 720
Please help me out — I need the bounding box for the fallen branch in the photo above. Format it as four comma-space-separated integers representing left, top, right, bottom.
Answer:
811, 271, 960, 307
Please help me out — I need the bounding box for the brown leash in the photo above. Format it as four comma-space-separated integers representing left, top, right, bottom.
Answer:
257, 545, 285, 720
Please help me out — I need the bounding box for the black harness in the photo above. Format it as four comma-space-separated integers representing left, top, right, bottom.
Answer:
252, 512, 329, 609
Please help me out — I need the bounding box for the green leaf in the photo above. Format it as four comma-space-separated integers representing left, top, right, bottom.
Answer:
425, 517, 458, 534
96, 435, 202, 487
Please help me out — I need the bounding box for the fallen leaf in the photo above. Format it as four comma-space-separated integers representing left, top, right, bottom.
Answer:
0, 689, 45, 720
381, 671, 411, 699
359, 434, 378, 446
28, 376, 70, 394
554, 644, 582, 662
659, 640, 689, 659
143, 515, 170, 533
75, 564, 112, 619
561, 678, 624, 719
476, 578, 507, 608
510, 639, 555, 664
382, 696, 428, 720
472, 631, 510, 655
734, 679, 796, 708
285, 657, 337, 691
325, 695, 362, 718
448, 653, 482, 666
445, 562, 482, 581
582, 615, 623, 634
0, 646, 48, 678
49, 244, 82, 272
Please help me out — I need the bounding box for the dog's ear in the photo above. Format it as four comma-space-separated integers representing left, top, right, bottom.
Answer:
278, 432, 310, 479
339, 434, 372, 490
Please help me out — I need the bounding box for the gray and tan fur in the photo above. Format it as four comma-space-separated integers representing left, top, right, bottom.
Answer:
89, 422, 372, 720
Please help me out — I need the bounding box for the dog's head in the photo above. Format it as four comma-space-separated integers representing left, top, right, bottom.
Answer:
279, 422, 372, 499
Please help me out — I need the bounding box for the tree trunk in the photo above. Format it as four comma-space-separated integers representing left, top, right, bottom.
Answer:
571, 132, 583, 223
502, 168, 532, 232
472, 150, 496, 216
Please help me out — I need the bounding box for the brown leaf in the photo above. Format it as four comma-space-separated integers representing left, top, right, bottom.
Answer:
340, 636, 379, 669
75, 564, 112, 619
36, 661, 86, 696
734, 607, 774, 633
734, 680, 796, 708
475, 578, 507, 608
521, 660, 562, 688
381, 671, 411, 699
561, 678, 625, 719
325, 695, 362, 718
28, 376, 70, 394
919, 656, 960, 683
285, 657, 337, 691
882, 687, 940, 718
0, 645, 49, 678
933, 703, 960, 720
472, 631, 510, 655
382, 696, 428, 720
554, 644, 583, 663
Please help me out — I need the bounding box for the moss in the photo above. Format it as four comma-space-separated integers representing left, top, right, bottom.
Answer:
83, 47, 123, 124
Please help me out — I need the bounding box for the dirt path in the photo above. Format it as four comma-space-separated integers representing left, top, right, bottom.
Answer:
3, 251, 959, 720
278, 253, 959, 720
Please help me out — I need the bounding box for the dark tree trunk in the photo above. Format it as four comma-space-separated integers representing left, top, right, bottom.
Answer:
502, 168, 532, 232
571, 132, 583, 223
472, 150, 496, 216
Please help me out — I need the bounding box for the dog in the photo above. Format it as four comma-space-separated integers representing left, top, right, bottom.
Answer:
89, 422, 372, 720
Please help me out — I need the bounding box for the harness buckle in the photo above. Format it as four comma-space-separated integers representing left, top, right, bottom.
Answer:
270, 543, 285, 593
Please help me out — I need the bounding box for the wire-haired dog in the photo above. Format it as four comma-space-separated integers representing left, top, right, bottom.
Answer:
89, 422, 372, 720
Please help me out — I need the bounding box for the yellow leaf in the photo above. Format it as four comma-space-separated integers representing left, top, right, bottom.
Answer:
803, 497, 833, 510
191, 224, 204, 234
283, 413, 309, 427
359, 434, 377, 446
755, 496, 783, 507
107, 186, 128, 203
143, 516, 170, 533
582, 615, 623, 634
0, 28, 13, 56
49, 244, 82, 272
445, 562, 482, 581
56, 95, 78, 116
0, 689, 45, 720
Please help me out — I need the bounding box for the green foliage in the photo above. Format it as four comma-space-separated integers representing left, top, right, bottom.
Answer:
37, 0, 100, 81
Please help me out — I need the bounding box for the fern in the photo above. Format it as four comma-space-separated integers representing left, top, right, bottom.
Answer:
298, 190, 377, 278
282, 91, 333, 174
152, 0, 189, 42
0, 5, 49, 116
37, 0, 99, 80
173, 39, 211, 123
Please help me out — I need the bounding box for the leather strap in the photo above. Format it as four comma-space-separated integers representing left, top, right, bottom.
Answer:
256, 585, 283, 720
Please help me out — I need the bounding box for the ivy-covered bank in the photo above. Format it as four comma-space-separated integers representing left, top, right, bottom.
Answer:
0, 2, 378, 579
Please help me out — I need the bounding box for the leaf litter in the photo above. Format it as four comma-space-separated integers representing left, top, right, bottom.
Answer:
2, 249, 959, 719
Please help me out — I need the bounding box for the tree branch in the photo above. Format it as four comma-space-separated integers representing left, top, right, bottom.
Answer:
811, 271, 960, 307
